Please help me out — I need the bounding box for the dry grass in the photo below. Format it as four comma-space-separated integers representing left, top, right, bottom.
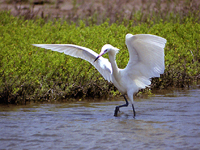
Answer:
0, 0, 200, 24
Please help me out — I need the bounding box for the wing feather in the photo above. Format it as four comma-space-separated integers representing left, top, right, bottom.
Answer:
124, 34, 166, 88
32, 44, 112, 82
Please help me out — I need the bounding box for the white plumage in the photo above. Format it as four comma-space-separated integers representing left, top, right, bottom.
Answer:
33, 33, 167, 117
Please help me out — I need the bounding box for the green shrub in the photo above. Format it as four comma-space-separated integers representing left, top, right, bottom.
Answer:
0, 11, 199, 104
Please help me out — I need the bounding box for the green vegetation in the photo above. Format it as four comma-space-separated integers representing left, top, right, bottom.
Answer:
0, 11, 199, 104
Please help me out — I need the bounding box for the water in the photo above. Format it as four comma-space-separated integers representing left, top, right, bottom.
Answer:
0, 88, 200, 149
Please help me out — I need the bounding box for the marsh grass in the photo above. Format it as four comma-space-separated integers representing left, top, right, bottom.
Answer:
0, 0, 200, 104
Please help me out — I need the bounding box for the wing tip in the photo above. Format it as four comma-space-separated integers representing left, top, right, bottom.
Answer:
126, 33, 167, 44
32, 44, 41, 47
126, 33, 133, 39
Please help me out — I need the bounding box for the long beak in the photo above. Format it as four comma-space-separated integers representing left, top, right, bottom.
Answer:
94, 52, 105, 62
94, 55, 100, 62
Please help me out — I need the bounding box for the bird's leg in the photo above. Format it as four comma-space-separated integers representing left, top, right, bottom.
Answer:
132, 104, 136, 118
114, 95, 129, 117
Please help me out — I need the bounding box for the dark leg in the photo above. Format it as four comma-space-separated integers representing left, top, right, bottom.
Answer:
114, 95, 129, 117
132, 104, 136, 117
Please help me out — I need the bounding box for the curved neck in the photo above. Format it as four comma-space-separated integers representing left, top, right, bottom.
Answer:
108, 51, 119, 79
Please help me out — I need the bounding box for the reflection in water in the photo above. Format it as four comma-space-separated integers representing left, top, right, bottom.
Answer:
0, 88, 200, 149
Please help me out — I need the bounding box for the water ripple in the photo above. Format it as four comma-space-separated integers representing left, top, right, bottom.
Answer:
0, 88, 200, 149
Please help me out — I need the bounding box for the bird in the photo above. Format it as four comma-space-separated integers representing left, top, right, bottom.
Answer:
32, 33, 167, 117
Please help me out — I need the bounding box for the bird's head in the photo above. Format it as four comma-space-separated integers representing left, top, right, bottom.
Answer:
94, 44, 119, 62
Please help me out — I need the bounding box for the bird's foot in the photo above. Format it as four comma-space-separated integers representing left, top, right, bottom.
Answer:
132, 104, 136, 118
114, 106, 120, 117
133, 111, 136, 118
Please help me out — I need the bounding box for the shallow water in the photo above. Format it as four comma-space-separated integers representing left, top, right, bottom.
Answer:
0, 88, 200, 149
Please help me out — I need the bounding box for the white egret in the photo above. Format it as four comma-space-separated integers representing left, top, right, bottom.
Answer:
33, 33, 166, 117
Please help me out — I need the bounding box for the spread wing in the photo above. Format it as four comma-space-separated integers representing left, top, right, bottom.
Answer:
124, 34, 167, 88
32, 44, 112, 82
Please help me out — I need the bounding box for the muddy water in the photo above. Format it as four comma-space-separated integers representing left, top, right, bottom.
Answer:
0, 88, 200, 149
